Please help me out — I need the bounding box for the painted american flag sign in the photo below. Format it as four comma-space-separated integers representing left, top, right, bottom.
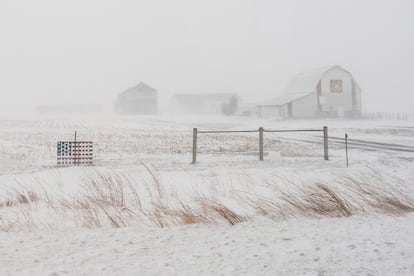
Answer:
57, 141, 93, 166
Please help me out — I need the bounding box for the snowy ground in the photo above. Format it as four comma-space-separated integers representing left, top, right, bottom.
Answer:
0, 114, 413, 275
2, 214, 414, 276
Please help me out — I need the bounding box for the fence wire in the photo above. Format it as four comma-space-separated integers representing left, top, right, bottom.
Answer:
192, 127, 327, 163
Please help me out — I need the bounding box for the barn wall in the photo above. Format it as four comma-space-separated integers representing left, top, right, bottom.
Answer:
354, 82, 362, 112
116, 90, 158, 114
320, 68, 353, 115
124, 101, 158, 114
290, 92, 318, 118
280, 104, 287, 118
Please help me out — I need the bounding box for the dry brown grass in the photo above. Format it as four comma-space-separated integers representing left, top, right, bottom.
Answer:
0, 188, 40, 208
236, 176, 414, 220
301, 183, 353, 217
1, 166, 414, 232
140, 161, 164, 199
148, 202, 205, 227
148, 198, 246, 227
57, 173, 143, 229
0, 206, 36, 232
357, 185, 414, 215
199, 198, 247, 225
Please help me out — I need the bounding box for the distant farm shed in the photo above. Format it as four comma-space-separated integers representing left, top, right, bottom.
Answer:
115, 82, 158, 115
257, 65, 362, 118
170, 93, 239, 115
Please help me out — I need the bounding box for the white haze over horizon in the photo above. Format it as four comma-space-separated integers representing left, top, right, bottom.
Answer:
0, 0, 413, 117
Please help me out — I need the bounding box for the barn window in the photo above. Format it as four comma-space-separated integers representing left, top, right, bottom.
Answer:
330, 80, 343, 93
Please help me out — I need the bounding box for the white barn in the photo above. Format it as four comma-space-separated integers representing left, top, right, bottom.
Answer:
114, 82, 158, 115
257, 65, 362, 118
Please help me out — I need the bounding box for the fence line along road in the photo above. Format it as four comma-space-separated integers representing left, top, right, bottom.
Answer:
280, 135, 414, 154
326, 136, 414, 153
191, 126, 329, 164
197, 130, 259, 134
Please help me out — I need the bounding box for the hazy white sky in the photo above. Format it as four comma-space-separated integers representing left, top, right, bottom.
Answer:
0, 0, 413, 115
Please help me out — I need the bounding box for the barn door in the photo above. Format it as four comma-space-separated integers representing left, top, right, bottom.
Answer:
288, 102, 293, 118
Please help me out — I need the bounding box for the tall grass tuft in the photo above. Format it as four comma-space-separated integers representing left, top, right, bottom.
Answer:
1, 166, 414, 232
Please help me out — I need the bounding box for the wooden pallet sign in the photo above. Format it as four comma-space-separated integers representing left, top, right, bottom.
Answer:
57, 141, 93, 166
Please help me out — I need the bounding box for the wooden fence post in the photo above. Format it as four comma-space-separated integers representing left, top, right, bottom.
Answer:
259, 127, 264, 161
192, 128, 198, 164
323, 126, 329, 160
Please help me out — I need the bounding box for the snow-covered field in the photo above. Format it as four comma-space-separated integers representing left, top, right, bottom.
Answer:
2, 214, 414, 275
1, 114, 413, 275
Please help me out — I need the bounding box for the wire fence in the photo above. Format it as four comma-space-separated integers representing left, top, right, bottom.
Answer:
192, 127, 329, 163
361, 112, 409, 120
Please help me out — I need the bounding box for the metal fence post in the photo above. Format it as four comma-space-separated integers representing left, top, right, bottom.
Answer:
259, 127, 264, 161
74, 131, 77, 166
323, 126, 329, 160
345, 133, 349, 167
192, 128, 198, 164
